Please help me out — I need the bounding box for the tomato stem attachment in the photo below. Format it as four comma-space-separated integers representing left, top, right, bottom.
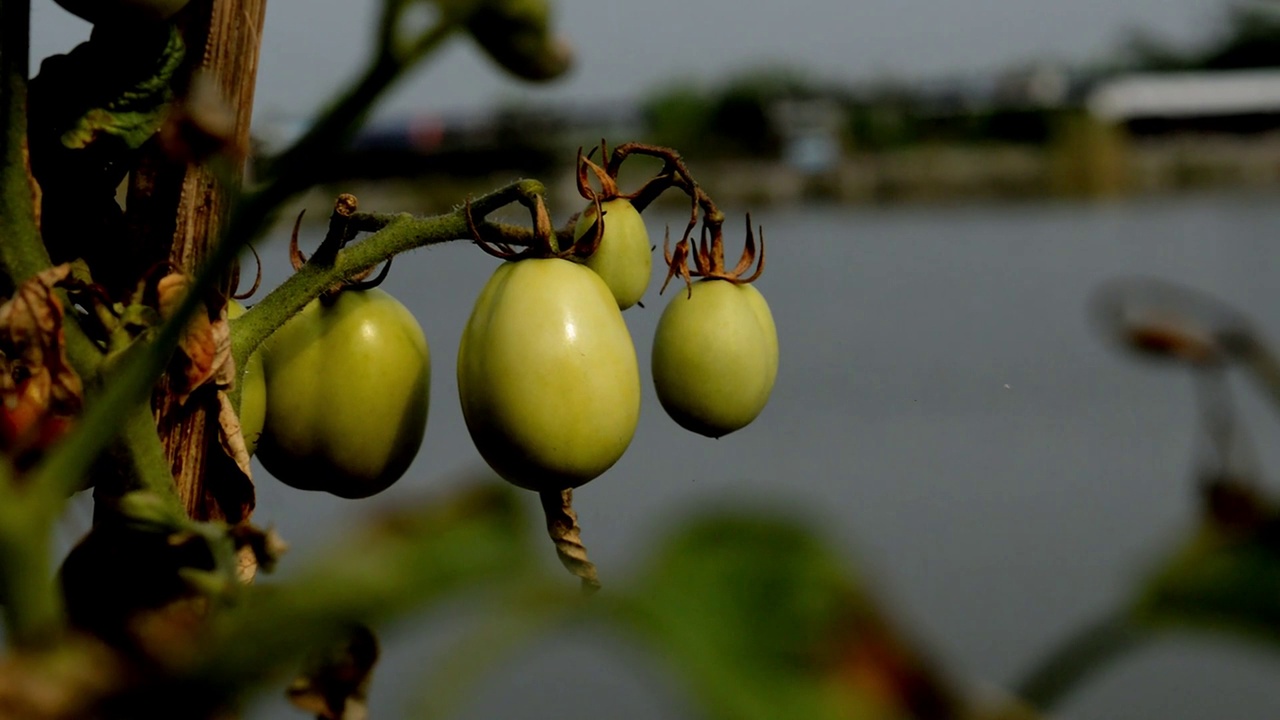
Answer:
291, 195, 395, 297
464, 187, 563, 260
538, 489, 601, 594
577, 141, 766, 295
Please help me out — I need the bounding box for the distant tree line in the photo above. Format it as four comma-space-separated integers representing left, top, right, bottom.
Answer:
639, 3, 1280, 159
1121, 3, 1280, 72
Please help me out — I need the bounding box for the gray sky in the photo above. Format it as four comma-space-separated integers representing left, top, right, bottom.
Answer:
32, 0, 1218, 121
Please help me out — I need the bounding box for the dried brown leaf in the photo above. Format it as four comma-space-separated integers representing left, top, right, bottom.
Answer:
208, 389, 256, 523
0, 264, 84, 464
156, 273, 232, 403
214, 390, 252, 481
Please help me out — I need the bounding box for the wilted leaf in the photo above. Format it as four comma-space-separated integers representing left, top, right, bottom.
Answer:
287, 625, 379, 720
211, 388, 256, 523
625, 512, 959, 720
156, 273, 231, 404
0, 264, 84, 467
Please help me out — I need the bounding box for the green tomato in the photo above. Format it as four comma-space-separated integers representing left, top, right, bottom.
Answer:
257, 289, 430, 499
227, 301, 266, 456
458, 258, 640, 492
573, 198, 652, 310
651, 280, 778, 438
53, 0, 191, 23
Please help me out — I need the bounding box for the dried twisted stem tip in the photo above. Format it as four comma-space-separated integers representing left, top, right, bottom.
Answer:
538, 489, 601, 594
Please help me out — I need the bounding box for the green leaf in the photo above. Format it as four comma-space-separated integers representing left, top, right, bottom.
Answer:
183, 482, 532, 698
1134, 518, 1280, 646
621, 511, 958, 720
53, 27, 186, 151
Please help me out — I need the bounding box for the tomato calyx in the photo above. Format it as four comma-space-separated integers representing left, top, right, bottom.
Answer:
569, 141, 767, 297
660, 212, 766, 297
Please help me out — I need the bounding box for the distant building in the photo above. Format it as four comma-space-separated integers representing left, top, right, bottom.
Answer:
1087, 69, 1280, 134
768, 98, 846, 175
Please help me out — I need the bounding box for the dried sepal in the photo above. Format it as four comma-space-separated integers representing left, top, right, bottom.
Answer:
342, 258, 394, 293
575, 149, 619, 202
464, 197, 521, 260
290, 209, 308, 271
658, 226, 693, 297
230, 244, 262, 300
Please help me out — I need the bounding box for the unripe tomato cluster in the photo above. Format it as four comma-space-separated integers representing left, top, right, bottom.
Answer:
239, 162, 776, 503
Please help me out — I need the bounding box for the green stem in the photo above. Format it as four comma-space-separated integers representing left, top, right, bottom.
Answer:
258, 18, 459, 193
0, 0, 103, 373
1227, 334, 1280, 417
122, 403, 181, 499
1013, 611, 1147, 711
230, 179, 546, 368
0, 488, 62, 648
0, 0, 39, 290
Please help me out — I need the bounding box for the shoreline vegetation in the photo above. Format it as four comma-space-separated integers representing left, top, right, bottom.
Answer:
280, 127, 1280, 222
267, 3, 1280, 222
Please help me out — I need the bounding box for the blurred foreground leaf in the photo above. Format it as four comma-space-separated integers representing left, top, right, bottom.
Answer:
287, 624, 379, 720
1135, 511, 1280, 646
96, 482, 532, 717
621, 512, 960, 720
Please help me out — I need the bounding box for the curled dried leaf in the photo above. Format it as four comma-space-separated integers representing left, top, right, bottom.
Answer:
0, 264, 84, 467
156, 273, 232, 403
209, 388, 257, 525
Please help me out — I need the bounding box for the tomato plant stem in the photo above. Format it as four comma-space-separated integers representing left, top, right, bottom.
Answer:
1012, 611, 1145, 710
0, 499, 61, 649
229, 179, 548, 370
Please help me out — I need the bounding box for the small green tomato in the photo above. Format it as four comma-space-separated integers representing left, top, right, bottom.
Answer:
651, 279, 778, 438
258, 288, 430, 499
458, 258, 641, 491
573, 198, 652, 310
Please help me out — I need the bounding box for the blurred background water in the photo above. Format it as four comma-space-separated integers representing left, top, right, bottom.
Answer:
222, 190, 1280, 719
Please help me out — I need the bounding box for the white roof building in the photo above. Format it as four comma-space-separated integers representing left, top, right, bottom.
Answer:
1088, 69, 1280, 121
